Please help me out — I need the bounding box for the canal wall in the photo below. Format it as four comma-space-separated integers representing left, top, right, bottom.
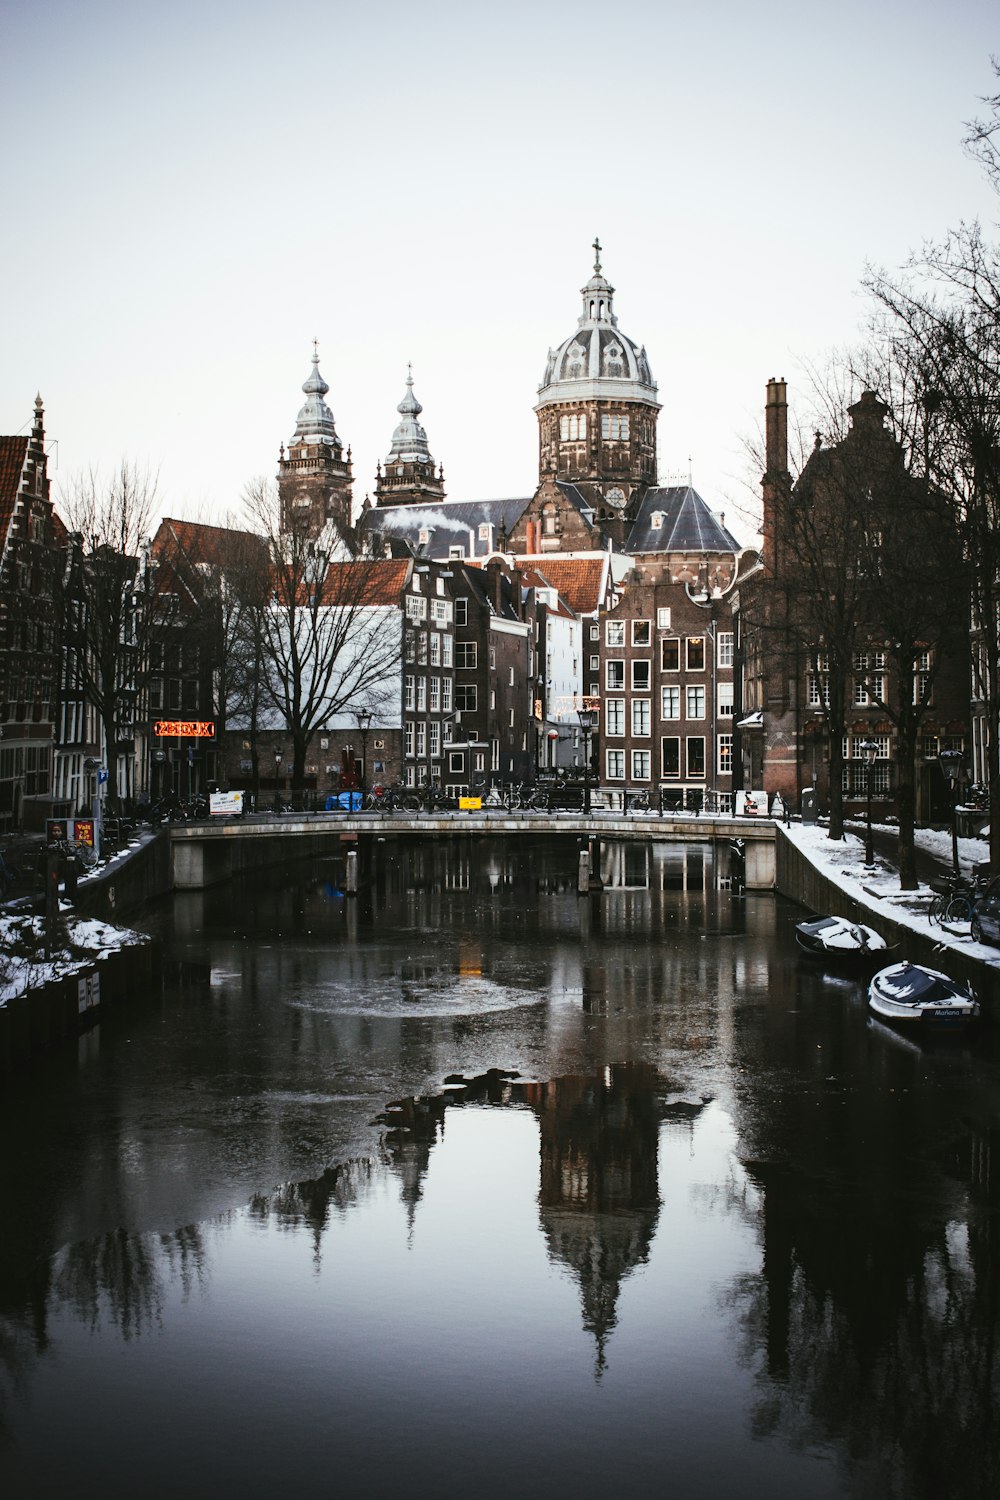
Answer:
775, 824, 1000, 1015
0, 939, 158, 1072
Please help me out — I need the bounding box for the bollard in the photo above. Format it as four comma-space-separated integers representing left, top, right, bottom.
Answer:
346, 849, 359, 896
578, 849, 591, 894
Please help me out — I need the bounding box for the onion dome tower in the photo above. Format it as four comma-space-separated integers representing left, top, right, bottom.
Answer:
373, 367, 446, 507
277, 344, 354, 537
535, 240, 660, 523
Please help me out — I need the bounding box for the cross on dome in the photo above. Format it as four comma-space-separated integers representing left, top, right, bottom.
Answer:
592, 237, 602, 274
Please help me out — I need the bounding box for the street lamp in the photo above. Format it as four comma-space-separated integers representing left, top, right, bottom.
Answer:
939, 748, 964, 877
578, 704, 597, 816
859, 737, 878, 867
273, 746, 283, 812
354, 708, 373, 797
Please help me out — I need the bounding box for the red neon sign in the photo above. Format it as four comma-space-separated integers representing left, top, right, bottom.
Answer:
154, 720, 216, 739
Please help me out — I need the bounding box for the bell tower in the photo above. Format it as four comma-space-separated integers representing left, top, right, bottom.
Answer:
277, 344, 353, 537
374, 367, 446, 507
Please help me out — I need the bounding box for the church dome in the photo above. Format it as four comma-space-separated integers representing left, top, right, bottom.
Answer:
537, 242, 657, 410
385, 368, 435, 467
292, 346, 341, 448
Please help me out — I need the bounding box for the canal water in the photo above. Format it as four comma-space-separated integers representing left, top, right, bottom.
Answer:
2, 834, 999, 1499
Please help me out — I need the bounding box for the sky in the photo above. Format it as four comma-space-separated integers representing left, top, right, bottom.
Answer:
2, 0, 998, 546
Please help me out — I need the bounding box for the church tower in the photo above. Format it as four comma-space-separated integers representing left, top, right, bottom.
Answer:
277, 346, 353, 537
373, 367, 446, 507
535, 241, 660, 525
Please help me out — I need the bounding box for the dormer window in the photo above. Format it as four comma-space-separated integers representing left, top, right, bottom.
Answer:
651, 511, 663, 530
603, 342, 624, 377
566, 341, 586, 379
418, 528, 430, 544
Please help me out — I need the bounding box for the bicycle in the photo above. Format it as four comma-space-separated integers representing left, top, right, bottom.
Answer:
626, 788, 652, 813
928, 872, 987, 924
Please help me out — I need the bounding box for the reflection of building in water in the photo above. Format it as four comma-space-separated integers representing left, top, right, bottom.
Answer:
519, 1064, 705, 1374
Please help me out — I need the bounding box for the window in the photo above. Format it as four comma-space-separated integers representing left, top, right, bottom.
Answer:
430, 634, 441, 667
430, 599, 452, 625
686, 637, 705, 671
717, 683, 733, 718
559, 413, 586, 441
686, 685, 705, 719
415, 723, 426, 757
606, 620, 625, 647
686, 737, 706, 777
606, 698, 625, 736
607, 660, 625, 690
661, 737, 681, 778
657, 607, 671, 629
429, 678, 440, 712
601, 414, 630, 439
631, 749, 651, 780
808, 673, 830, 707
589, 654, 600, 671
417, 678, 426, 711
442, 636, 453, 668
456, 642, 477, 669
404, 630, 415, 663
429, 722, 440, 757
590, 625, 600, 641
606, 750, 625, 780
914, 649, 933, 705
455, 599, 468, 626
442, 678, 453, 712
417, 634, 428, 665
717, 632, 734, 668
405, 594, 427, 621
632, 699, 650, 736
661, 638, 680, 671
661, 685, 680, 719
449, 751, 465, 773
631, 620, 651, 647
455, 684, 477, 712
404, 722, 414, 757
632, 661, 651, 691
718, 734, 733, 775
404, 674, 414, 710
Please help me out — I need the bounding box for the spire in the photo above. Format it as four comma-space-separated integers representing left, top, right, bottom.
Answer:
579, 239, 616, 327
385, 366, 434, 467
292, 343, 339, 447
592, 236, 602, 274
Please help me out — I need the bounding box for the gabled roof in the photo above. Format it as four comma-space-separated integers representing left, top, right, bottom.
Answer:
511, 553, 610, 616
520, 565, 577, 620
360, 498, 530, 559
626, 486, 741, 555
0, 435, 28, 553
153, 516, 268, 569
314, 558, 411, 607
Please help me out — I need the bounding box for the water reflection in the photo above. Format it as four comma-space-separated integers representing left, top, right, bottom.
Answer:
2, 837, 1000, 1497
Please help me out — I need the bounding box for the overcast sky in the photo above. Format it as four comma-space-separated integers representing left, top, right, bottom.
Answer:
2, 1, 997, 545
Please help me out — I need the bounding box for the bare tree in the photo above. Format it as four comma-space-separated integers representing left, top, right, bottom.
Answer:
241, 480, 403, 790
62, 462, 173, 811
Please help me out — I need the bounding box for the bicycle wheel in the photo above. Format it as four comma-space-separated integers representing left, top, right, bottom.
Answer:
402, 794, 422, 812
945, 895, 973, 923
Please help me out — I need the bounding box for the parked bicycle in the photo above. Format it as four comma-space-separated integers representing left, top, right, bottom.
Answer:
928, 871, 989, 924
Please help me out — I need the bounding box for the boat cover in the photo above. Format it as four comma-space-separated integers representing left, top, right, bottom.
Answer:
873, 963, 967, 1006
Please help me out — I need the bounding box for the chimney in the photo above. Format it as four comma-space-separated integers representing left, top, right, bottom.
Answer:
765, 378, 788, 476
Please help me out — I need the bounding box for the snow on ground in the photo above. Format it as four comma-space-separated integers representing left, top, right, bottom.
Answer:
0, 908, 149, 1005
784, 819, 1000, 967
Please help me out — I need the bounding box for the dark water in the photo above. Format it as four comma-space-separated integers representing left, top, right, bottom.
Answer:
2, 834, 999, 1499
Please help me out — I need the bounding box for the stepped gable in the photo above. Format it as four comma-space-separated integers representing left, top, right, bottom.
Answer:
0, 435, 29, 547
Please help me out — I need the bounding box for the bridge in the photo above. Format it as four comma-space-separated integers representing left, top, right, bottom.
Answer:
167, 811, 777, 891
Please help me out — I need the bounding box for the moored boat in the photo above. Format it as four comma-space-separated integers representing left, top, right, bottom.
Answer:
867, 961, 979, 1034
795, 915, 890, 963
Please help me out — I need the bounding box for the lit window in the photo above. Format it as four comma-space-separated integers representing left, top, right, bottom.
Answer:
686, 637, 705, 671
718, 734, 733, 775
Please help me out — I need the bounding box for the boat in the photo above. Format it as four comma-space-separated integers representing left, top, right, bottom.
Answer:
794, 915, 891, 963
867, 962, 980, 1034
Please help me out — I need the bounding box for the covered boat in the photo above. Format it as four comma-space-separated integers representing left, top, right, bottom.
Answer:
795, 916, 889, 962
868, 962, 979, 1033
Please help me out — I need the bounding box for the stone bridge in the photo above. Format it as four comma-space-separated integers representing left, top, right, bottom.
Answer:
168, 811, 776, 891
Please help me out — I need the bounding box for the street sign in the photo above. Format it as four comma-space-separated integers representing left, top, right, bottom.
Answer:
97, 769, 109, 784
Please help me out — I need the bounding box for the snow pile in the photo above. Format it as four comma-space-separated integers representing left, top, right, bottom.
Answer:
0, 910, 149, 1005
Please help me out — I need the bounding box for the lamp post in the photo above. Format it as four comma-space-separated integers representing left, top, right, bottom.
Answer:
578, 705, 597, 816
859, 737, 878, 867
939, 748, 964, 877
354, 709, 372, 797
273, 747, 282, 813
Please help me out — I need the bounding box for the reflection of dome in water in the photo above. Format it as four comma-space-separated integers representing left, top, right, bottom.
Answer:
540, 1206, 658, 1375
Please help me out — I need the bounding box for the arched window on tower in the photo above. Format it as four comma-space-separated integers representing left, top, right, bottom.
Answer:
560, 414, 586, 441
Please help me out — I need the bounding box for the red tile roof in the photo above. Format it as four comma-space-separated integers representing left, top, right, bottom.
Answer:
514, 555, 608, 615
153, 516, 267, 569
0, 435, 28, 552
315, 558, 411, 606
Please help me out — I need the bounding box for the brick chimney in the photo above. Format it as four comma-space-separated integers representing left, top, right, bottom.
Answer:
762, 377, 789, 574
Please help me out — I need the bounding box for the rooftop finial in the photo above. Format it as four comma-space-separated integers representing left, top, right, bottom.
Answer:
593, 236, 602, 274
407, 361, 413, 387
312, 337, 319, 363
